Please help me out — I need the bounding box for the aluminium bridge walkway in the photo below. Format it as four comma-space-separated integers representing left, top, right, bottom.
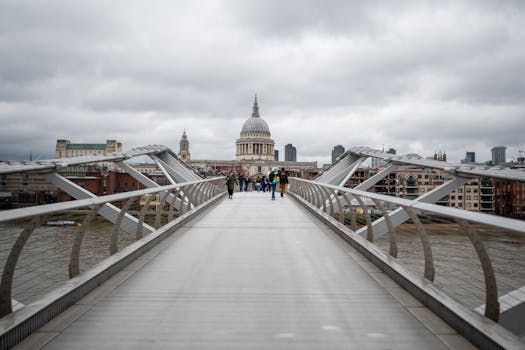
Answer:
15, 192, 474, 350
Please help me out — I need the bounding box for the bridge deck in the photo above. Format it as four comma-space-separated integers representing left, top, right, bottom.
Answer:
16, 192, 475, 349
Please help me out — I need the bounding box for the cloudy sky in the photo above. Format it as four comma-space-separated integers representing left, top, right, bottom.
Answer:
1, 0, 524, 165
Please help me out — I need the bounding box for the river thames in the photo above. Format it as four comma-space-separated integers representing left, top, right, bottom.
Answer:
0, 216, 524, 313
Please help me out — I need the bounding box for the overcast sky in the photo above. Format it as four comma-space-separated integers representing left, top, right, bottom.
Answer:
1, 0, 524, 165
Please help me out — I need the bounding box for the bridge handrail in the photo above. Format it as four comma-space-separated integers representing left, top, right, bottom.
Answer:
289, 177, 525, 323
291, 177, 525, 234
0, 177, 226, 318
0, 177, 224, 223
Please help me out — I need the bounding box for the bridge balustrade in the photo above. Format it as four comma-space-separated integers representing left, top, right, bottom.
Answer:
0, 177, 226, 318
289, 177, 525, 324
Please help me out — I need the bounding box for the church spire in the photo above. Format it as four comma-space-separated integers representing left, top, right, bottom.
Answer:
251, 94, 260, 118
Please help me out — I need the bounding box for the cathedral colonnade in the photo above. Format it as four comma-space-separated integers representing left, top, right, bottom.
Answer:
236, 142, 274, 157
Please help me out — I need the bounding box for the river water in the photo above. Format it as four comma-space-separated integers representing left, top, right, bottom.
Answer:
0, 219, 135, 305
0, 217, 524, 313
374, 223, 525, 309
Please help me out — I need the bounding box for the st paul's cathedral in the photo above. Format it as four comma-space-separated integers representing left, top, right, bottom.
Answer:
182, 96, 318, 178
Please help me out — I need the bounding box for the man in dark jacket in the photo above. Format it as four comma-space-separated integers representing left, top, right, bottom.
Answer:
279, 168, 289, 197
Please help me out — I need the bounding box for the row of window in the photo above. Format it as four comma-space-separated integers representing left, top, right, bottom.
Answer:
451, 202, 478, 208
66, 150, 105, 157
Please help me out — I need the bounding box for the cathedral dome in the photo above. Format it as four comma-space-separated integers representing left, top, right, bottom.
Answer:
241, 117, 270, 135
240, 95, 271, 136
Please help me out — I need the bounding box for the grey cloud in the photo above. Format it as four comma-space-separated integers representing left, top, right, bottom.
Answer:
228, 0, 525, 39
0, 1, 524, 165
226, 0, 394, 38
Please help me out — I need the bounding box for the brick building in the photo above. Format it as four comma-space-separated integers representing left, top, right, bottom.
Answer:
494, 179, 525, 219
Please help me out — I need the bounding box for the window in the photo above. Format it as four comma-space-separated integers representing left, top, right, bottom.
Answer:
467, 196, 471, 200
458, 203, 463, 207
467, 203, 471, 207
451, 203, 455, 207
474, 196, 478, 200
458, 196, 463, 200
458, 189, 463, 193
420, 188, 425, 193
451, 195, 455, 200
474, 203, 478, 207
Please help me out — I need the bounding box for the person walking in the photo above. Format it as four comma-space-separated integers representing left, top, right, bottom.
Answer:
238, 173, 244, 192
226, 172, 238, 199
260, 177, 267, 192
268, 167, 280, 200
279, 168, 289, 197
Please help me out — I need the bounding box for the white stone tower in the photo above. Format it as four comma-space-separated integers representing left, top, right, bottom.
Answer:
179, 130, 191, 162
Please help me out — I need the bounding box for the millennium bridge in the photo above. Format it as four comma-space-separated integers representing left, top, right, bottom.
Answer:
0, 146, 524, 349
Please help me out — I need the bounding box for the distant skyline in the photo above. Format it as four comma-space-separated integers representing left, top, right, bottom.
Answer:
1, 1, 524, 165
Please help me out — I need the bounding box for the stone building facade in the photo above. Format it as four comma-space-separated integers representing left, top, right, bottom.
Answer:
347, 167, 495, 215
55, 139, 122, 158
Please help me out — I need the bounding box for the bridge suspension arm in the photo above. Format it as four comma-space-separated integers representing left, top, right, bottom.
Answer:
45, 173, 154, 235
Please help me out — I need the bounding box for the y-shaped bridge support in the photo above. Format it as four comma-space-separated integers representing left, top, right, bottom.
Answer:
45, 173, 154, 235
356, 176, 469, 239
118, 162, 187, 209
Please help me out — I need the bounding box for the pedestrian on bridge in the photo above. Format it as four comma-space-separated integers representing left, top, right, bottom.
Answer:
279, 168, 289, 197
238, 173, 244, 192
260, 176, 267, 192
226, 172, 238, 199
269, 167, 280, 200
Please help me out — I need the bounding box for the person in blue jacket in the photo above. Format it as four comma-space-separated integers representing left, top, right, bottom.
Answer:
238, 173, 244, 192
260, 176, 267, 192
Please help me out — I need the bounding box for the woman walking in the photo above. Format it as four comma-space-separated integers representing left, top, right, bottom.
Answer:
226, 172, 238, 199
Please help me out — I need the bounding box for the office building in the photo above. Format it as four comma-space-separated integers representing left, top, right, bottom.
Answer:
491, 146, 506, 165
465, 152, 476, 163
331, 145, 345, 164
285, 144, 297, 162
